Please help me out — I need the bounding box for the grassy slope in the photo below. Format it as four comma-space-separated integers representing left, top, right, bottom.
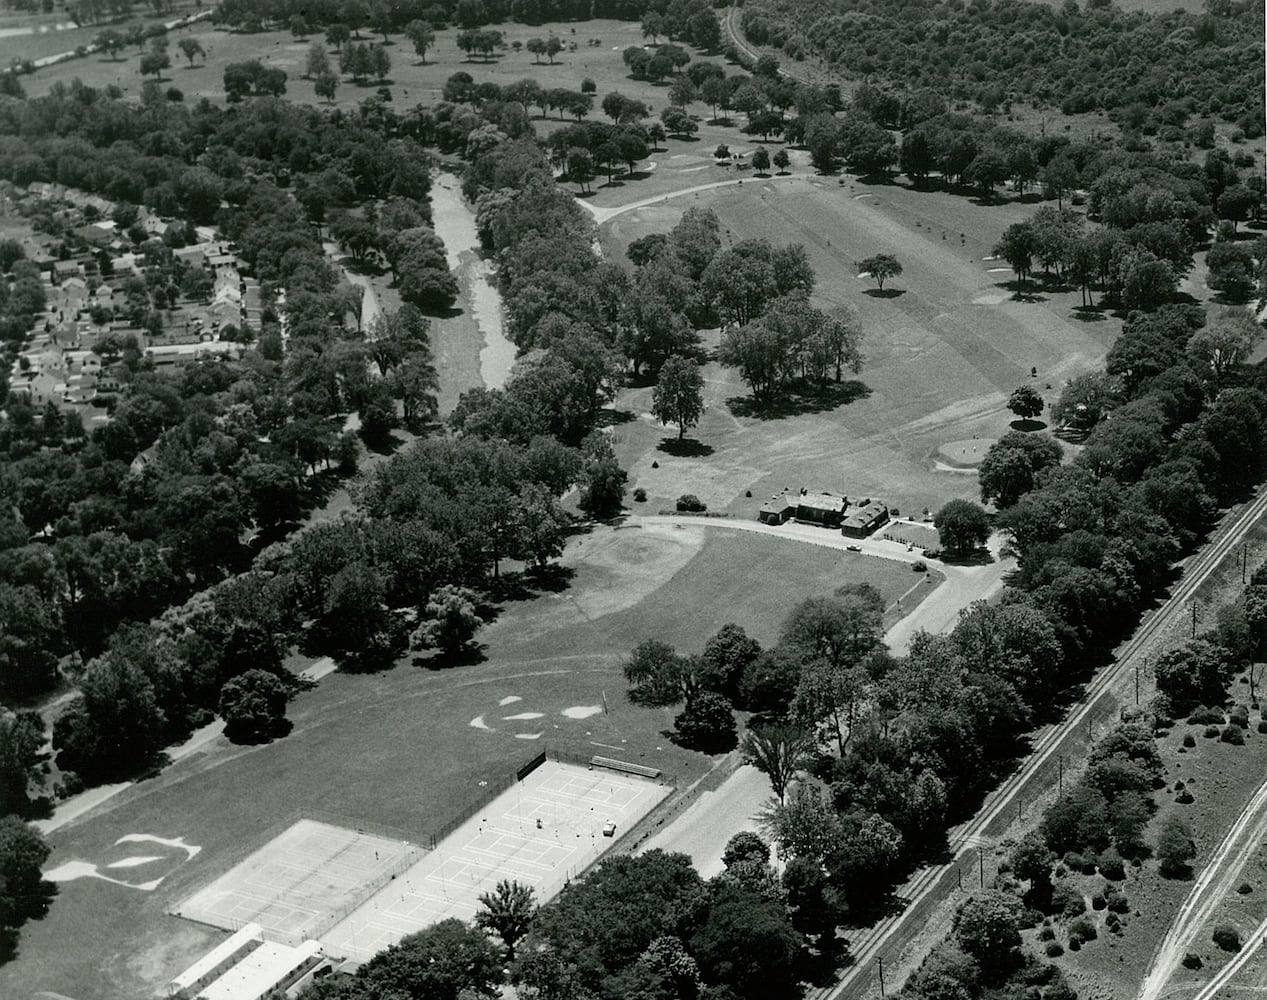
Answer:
2, 527, 928, 999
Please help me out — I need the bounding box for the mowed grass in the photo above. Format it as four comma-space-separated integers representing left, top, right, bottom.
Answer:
0, 525, 922, 1000
603, 175, 1120, 515
21, 17, 691, 110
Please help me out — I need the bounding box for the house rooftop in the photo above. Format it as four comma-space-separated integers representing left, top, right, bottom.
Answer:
797, 492, 845, 512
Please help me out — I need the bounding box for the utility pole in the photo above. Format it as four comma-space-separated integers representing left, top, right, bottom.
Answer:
978, 852, 985, 888
1058, 755, 1063, 795
1192, 603, 1198, 638
1244, 542, 1250, 584
1135, 657, 1140, 706
878, 957, 886, 998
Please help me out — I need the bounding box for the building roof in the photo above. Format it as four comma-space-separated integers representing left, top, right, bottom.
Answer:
760, 494, 796, 513
797, 492, 845, 513
198, 940, 322, 1000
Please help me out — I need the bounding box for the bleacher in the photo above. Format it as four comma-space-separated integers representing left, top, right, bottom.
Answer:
590, 756, 661, 780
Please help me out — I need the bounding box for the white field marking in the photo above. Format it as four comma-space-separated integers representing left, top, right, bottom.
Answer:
562, 705, 602, 719
498, 696, 522, 706
116, 833, 201, 857
44, 860, 164, 891
503, 712, 545, 720
852, 193, 873, 200
987, 267, 1012, 273
982, 255, 998, 261
105, 856, 163, 869
856, 272, 871, 279
514, 732, 544, 740
469, 715, 492, 730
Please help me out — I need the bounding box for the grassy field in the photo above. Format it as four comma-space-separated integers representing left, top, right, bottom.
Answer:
1, 525, 926, 999
21, 16, 681, 109
603, 175, 1118, 515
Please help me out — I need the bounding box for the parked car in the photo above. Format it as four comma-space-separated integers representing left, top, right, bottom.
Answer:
846, 544, 862, 552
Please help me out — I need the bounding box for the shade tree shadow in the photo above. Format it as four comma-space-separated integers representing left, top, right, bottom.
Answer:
1008, 418, 1048, 432
863, 287, 905, 299
657, 437, 714, 457
727, 379, 871, 420
1071, 305, 1108, 322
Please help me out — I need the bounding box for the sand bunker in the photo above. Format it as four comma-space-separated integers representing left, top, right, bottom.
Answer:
562, 705, 603, 720
469, 715, 491, 730
514, 732, 544, 740
499, 696, 522, 706
936, 438, 997, 470
503, 712, 544, 720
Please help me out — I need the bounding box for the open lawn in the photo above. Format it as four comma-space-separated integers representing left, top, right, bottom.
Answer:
20, 17, 704, 111
2, 523, 925, 999
603, 175, 1118, 515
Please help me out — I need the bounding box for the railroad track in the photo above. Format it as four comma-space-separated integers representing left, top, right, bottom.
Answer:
815, 486, 1267, 1000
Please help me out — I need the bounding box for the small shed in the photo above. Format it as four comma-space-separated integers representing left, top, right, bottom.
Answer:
795, 491, 846, 528
842, 500, 890, 538
758, 494, 796, 525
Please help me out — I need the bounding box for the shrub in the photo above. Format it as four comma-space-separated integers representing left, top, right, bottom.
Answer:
1230, 705, 1250, 728
633, 487, 647, 502
1099, 848, 1125, 881
1221, 725, 1245, 745
1183, 732, 1196, 747
1188, 706, 1225, 724
676, 494, 706, 512
1204, 725, 1221, 738
1257, 720, 1267, 734
912, 560, 927, 573
1039, 926, 1056, 941
1061, 851, 1084, 870
1067, 937, 1081, 951
1107, 893, 1131, 914
1177, 791, 1195, 804
1081, 857, 1098, 876
1045, 941, 1065, 957
1105, 911, 1121, 931
1053, 883, 1085, 918
1182, 953, 1203, 970
1091, 892, 1106, 911
1238, 882, 1253, 895
1214, 924, 1241, 952
1174, 780, 1186, 790
1069, 918, 1098, 945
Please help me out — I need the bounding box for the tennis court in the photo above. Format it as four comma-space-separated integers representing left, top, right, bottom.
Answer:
173, 820, 420, 944
320, 761, 670, 962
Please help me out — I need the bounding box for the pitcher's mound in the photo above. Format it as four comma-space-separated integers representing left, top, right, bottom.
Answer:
936, 438, 997, 470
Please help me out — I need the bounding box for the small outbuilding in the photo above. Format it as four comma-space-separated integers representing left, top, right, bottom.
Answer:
842, 499, 890, 538
758, 494, 796, 525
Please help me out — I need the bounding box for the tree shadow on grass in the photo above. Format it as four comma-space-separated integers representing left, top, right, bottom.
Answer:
1072, 304, 1108, 322
1008, 418, 1048, 432
343, 257, 386, 277
414, 644, 487, 670
657, 437, 714, 457
939, 547, 995, 567
863, 287, 905, 299
998, 281, 1048, 303
727, 380, 871, 419
597, 407, 637, 428
361, 428, 408, 456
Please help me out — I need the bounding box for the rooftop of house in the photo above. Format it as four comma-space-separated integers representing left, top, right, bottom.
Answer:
797, 491, 846, 512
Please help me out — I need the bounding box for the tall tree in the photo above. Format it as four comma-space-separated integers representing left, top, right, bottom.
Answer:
475, 879, 536, 959
651, 356, 705, 440
742, 723, 815, 804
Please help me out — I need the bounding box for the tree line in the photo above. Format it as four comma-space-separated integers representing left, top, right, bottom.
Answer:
743, 0, 1264, 138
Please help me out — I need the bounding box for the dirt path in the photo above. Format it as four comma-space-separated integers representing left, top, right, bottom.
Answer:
429, 172, 515, 391
577, 171, 810, 225
1137, 775, 1267, 1000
